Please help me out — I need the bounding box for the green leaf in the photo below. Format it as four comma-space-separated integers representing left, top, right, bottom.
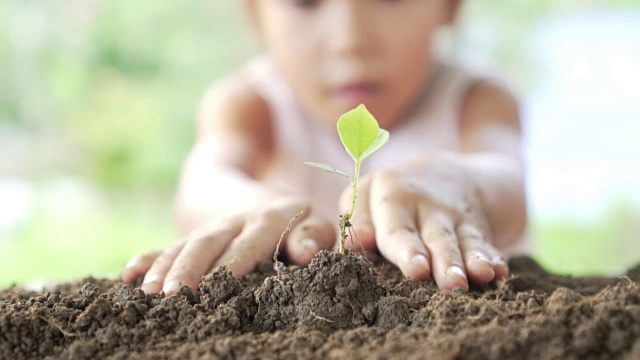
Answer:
303, 162, 350, 179
337, 104, 379, 162
360, 128, 390, 161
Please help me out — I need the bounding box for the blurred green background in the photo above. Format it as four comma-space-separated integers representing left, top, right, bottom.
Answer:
1, 0, 639, 287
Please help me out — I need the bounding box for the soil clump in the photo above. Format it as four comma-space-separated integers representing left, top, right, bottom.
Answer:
2, 251, 640, 359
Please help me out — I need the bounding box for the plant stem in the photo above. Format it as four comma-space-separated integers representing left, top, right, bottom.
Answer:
338, 217, 348, 254
348, 161, 361, 219
338, 161, 361, 254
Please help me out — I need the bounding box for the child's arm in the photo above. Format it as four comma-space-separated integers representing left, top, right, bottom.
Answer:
457, 81, 527, 250
121, 76, 335, 294
341, 82, 526, 291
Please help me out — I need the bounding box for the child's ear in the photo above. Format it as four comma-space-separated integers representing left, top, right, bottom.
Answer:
443, 0, 462, 25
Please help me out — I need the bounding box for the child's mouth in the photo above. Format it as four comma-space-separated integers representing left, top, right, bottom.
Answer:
334, 83, 380, 106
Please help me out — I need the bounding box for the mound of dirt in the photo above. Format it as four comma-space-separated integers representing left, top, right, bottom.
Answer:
2, 251, 640, 359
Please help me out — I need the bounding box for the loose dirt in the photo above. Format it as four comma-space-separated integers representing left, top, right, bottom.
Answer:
2, 251, 640, 359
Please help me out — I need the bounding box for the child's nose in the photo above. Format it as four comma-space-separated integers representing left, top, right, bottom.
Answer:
326, 1, 374, 57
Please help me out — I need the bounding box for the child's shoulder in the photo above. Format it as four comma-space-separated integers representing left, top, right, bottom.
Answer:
434, 60, 518, 108
193, 64, 276, 176
441, 61, 521, 153
196, 67, 272, 140
431, 60, 520, 128
459, 73, 521, 138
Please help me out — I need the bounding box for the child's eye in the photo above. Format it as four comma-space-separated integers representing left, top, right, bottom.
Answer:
292, 0, 320, 9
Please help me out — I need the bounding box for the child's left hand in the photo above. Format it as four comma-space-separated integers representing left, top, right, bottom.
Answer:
339, 154, 509, 291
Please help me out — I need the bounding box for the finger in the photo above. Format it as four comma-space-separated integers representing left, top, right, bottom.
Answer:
370, 175, 431, 280
286, 212, 335, 266
140, 242, 186, 294
339, 176, 376, 251
213, 201, 310, 276
457, 223, 495, 284
492, 254, 509, 283
122, 250, 161, 283
420, 211, 468, 291
162, 218, 244, 295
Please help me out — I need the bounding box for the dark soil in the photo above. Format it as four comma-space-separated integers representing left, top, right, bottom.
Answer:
2, 251, 640, 359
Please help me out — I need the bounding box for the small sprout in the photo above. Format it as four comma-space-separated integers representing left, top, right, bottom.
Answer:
304, 104, 389, 254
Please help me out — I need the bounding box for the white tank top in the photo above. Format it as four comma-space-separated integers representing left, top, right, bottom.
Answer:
239, 55, 529, 256
244, 56, 480, 222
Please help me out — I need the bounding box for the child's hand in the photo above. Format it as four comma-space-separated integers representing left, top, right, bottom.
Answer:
339, 155, 509, 291
121, 198, 335, 294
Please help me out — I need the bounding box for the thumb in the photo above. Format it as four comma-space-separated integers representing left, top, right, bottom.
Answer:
286, 211, 335, 266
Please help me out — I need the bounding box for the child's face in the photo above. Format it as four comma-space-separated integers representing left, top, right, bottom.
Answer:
248, 0, 458, 128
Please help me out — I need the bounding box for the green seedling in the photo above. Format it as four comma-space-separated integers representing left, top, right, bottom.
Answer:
304, 104, 389, 254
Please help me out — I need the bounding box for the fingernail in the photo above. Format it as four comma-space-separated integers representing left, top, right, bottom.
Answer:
446, 265, 466, 280
410, 254, 429, 271
125, 258, 140, 269
473, 252, 491, 264
407, 254, 430, 280
162, 279, 181, 294
142, 273, 161, 285
300, 238, 319, 253
493, 256, 507, 265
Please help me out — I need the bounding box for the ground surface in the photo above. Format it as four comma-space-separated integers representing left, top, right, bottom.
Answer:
2, 251, 640, 359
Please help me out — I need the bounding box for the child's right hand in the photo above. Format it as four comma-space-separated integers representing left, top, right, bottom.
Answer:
121, 198, 335, 294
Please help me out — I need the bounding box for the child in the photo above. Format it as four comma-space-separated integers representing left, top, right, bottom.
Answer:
122, 0, 527, 294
